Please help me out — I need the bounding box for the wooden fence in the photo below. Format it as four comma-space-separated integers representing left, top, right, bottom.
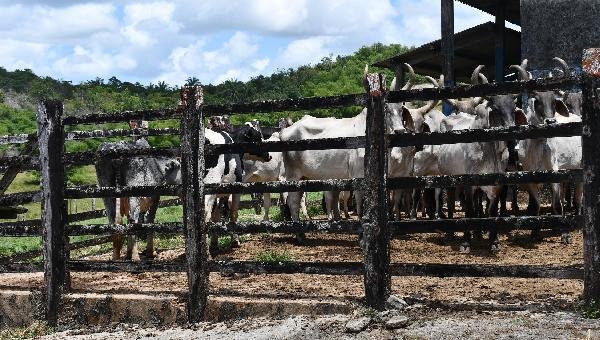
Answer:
0, 48, 599, 324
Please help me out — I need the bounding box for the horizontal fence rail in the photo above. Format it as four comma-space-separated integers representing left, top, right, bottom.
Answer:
63, 108, 179, 126
204, 93, 368, 117
387, 75, 581, 103
387, 169, 582, 190
0, 128, 181, 145
63, 260, 583, 280
64, 184, 181, 199
205, 178, 360, 195
205, 122, 581, 155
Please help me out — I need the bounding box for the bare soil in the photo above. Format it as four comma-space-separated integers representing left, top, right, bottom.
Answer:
0, 227, 584, 308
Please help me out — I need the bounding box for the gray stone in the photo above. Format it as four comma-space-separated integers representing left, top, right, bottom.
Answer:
378, 309, 401, 322
345, 317, 371, 333
386, 295, 408, 310
385, 315, 411, 329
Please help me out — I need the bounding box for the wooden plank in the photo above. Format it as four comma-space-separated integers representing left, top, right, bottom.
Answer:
37, 100, 68, 326
64, 184, 181, 199
64, 260, 583, 280
62, 108, 178, 126
206, 122, 580, 155
180, 86, 208, 323
386, 76, 580, 103
361, 72, 390, 310
387, 169, 582, 190
582, 48, 600, 305
205, 178, 359, 195
0, 138, 37, 194
68, 222, 183, 236
387, 122, 581, 148
203, 93, 367, 116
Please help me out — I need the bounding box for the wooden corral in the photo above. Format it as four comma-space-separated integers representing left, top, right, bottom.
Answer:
0, 49, 599, 326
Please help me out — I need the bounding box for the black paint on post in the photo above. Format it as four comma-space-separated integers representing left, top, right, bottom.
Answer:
37, 100, 67, 326
582, 48, 600, 305
362, 72, 390, 309
180, 86, 208, 322
494, 0, 506, 82
441, 0, 454, 115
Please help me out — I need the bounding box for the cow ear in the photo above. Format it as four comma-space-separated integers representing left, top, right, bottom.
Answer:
515, 108, 528, 126
555, 99, 570, 117
421, 122, 431, 133
402, 106, 415, 132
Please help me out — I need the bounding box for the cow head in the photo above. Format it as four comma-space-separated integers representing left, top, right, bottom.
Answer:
164, 159, 182, 184
561, 91, 582, 116
510, 58, 570, 125
233, 124, 271, 162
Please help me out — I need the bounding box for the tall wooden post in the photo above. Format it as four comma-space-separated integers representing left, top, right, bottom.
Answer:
582, 48, 600, 305
494, 0, 506, 83
362, 72, 390, 309
180, 86, 208, 322
441, 0, 455, 115
37, 100, 67, 326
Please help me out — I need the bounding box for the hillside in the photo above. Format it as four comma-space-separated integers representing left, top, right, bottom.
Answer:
0, 43, 409, 139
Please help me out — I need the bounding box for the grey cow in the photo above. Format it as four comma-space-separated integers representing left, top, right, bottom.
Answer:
95, 138, 181, 261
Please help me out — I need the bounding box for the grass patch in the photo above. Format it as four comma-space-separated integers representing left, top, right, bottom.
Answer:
255, 250, 293, 263
580, 300, 600, 319
0, 321, 53, 339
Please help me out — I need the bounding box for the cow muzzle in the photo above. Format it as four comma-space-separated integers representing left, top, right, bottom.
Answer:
545, 118, 557, 124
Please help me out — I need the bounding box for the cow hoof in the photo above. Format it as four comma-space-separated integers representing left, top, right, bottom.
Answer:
295, 233, 306, 245
490, 242, 500, 253
231, 236, 241, 248
561, 233, 571, 245
530, 231, 543, 242
459, 243, 471, 254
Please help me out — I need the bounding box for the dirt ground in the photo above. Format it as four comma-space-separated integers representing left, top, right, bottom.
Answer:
0, 228, 584, 308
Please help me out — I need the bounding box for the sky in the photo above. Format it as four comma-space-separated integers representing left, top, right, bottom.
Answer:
0, 0, 502, 86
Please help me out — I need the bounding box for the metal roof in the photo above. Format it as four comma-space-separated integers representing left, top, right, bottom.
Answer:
458, 0, 521, 25
373, 22, 521, 83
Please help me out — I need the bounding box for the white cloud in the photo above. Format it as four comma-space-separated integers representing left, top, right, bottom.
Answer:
0, 0, 501, 85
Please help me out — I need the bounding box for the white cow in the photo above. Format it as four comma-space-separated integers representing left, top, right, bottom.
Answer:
512, 59, 582, 243
281, 65, 431, 242
243, 131, 310, 221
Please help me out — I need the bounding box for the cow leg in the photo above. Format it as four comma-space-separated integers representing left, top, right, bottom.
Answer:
143, 197, 160, 258
287, 191, 305, 244
499, 185, 508, 216
391, 190, 401, 221
354, 190, 364, 219
525, 184, 542, 241
324, 191, 335, 220
485, 186, 502, 253
125, 197, 141, 261
263, 193, 271, 221
434, 188, 445, 219
410, 189, 421, 219
574, 183, 583, 215
300, 192, 311, 220
511, 185, 519, 215
564, 182, 572, 214
551, 182, 571, 244
460, 186, 475, 254
112, 197, 124, 260
341, 191, 351, 220
447, 187, 456, 219
229, 194, 241, 248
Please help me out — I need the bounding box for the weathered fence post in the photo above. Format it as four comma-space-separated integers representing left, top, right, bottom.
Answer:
582, 48, 600, 305
180, 86, 208, 322
37, 100, 67, 326
362, 72, 390, 309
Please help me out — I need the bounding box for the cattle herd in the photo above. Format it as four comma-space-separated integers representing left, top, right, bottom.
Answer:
95, 57, 582, 261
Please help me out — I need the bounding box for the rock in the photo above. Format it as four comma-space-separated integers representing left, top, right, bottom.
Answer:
385, 315, 411, 329
345, 317, 371, 333
378, 309, 401, 322
386, 295, 408, 310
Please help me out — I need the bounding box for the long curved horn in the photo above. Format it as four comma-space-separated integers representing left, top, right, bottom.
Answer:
473, 71, 489, 106
471, 65, 485, 85
390, 77, 397, 91
413, 76, 441, 116
553, 57, 569, 77
510, 59, 530, 81
401, 63, 415, 91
